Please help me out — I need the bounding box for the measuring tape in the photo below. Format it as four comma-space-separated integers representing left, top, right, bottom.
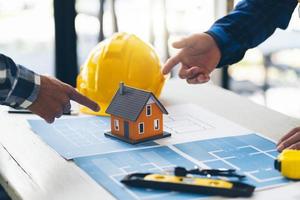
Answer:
274, 149, 300, 179
121, 167, 255, 197
122, 172, 255, 197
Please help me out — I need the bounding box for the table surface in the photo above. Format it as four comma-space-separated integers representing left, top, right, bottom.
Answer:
0, 78, 300, 200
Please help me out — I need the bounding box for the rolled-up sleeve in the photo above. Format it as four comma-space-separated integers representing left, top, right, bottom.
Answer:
0, 54, 40, 108
206, 0, 297, 67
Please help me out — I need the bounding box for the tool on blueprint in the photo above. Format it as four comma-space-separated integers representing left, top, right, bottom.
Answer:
274, 149, 300, 180
8, 108, 78, 115
174, 166, 246, 179
121, 166, 255, 197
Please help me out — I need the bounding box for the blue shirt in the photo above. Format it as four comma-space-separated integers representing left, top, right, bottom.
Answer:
206, 0, 298, 67
0, 54, 40, 108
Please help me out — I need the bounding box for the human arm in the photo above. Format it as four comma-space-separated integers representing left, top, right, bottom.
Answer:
207, 0, 297, 67
163, 0, 297, 83
0, 54, 40, 108
0, 53, 99, 123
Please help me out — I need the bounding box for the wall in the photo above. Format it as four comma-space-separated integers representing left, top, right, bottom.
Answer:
129, 103, 163, 141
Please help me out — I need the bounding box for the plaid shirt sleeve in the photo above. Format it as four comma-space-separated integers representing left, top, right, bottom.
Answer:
0, 54, 40, 109
206, 0, 298, 67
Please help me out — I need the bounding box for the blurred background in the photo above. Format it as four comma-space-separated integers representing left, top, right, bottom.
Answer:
1, 0, 300, 118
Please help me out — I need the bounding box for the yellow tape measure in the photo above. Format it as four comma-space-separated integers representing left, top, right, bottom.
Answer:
274, 149, 300, 179
122, 172, 255, 197
144, 174, 233, 189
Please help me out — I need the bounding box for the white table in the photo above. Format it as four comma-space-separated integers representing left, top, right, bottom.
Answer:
0, 78, 300, 200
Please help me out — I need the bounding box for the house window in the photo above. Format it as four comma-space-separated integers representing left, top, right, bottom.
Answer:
146, 105, 152, 116
114, 119, 119, 131
138, 122, 144, 134
154, 119, 159, 130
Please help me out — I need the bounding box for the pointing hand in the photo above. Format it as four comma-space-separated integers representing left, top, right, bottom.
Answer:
163, 33, 221, 84
28, 75, 100, 123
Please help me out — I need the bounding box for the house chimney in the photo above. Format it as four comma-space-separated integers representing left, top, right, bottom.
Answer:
119, 82, 125, 95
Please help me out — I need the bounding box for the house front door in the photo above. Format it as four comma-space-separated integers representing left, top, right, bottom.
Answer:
124, 121, 129, 139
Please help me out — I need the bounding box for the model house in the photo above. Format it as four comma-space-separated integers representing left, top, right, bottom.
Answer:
105, 83, 171, 144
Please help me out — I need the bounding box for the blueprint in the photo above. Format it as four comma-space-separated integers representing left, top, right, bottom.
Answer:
160, 104, 250, 145
74, 134, 290, 200
28, 117, 157, 159
28, 104, 249, 159
174, 134, 288, 188
74, 146, 205, 200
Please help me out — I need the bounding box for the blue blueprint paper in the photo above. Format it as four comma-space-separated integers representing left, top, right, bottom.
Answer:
28, 117, 157, 159
74, 134, 290, 200
175, 134, 289, 188
74, 146, 206, 200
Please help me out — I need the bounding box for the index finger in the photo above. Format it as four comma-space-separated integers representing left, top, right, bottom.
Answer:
277, 127, 300, 146
163, 53, 181, 75
69, 89, 100, 112
278, 132, 300, 151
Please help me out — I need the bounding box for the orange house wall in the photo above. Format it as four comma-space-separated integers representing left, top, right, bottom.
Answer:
129, 103, 163, 141
110, 103, 164, 142
111, 115, 125, 137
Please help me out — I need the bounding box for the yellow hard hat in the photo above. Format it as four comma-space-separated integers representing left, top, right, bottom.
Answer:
77, 32, 166, 116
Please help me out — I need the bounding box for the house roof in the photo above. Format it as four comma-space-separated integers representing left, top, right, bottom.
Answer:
106, 84, 168, 121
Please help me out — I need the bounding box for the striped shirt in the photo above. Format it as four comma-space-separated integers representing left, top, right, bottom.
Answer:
0, 54, 40, 108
